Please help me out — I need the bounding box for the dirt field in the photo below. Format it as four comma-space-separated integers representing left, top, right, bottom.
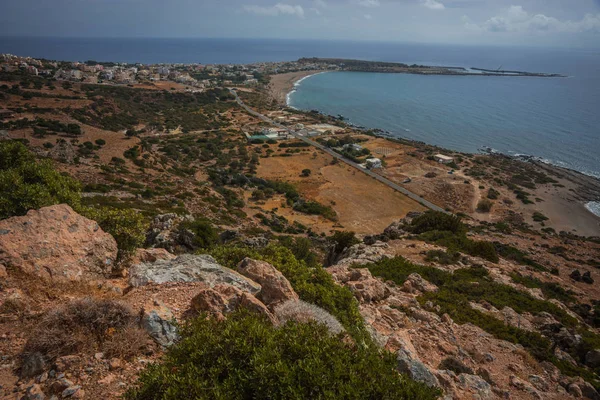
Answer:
255, 149, 426, 235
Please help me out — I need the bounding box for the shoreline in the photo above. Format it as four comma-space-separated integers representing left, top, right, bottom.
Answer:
268, 70, 327, 106
280, 75, 600, 182
267, 75, 600, 235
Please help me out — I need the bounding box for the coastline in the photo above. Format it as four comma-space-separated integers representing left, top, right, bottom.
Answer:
268, 70, 326, 106
267, 76, 600, 236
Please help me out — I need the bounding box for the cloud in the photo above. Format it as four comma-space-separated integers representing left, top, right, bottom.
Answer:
420, 0, 445, 10
465, 5, 600, 34
313, 0, 327, 8
243, 3, 305, 18
364, 13, 373, 19
358, 0, 380, 8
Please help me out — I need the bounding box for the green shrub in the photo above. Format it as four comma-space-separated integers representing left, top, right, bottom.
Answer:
424, 250, 460, 265
476, 199, 493, 213
95, 139, 106, 146
408, 211, 465, 235
532, 212, 549, 222
487, 187, 500, 200
125, 311, 440, 400
0, 141, 81, 219
179, 219, 220, 250
510, 273, 576, 304
211, 245, 370, 344
81, 206, 147, 260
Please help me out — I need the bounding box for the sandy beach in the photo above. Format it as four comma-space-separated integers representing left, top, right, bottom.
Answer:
268, 70, 325, 106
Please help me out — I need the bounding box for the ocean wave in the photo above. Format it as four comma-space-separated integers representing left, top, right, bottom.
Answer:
585, 202, 600, 217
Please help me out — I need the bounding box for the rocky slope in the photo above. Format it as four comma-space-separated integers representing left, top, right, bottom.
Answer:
1, 205, 599, 399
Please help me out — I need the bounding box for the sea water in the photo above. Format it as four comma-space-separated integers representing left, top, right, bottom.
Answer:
289, 47, 600, 180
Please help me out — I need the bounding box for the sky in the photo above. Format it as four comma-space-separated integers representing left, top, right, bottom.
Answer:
1, 0, 599, 48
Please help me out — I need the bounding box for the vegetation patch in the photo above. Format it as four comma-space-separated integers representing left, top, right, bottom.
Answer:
125, 310, 440, 400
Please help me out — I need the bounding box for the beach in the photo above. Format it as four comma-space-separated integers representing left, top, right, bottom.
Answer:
268, 70, 325, 106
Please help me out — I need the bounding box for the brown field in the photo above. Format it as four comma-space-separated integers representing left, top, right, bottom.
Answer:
255, 149, 426, 235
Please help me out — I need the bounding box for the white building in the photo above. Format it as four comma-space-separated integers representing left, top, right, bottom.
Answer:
366, 158, 382, 169
433, 154, 454, 164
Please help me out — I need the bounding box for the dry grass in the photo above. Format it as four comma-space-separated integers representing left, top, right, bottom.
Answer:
274, 299, 345, 335
20, 298, 149, 376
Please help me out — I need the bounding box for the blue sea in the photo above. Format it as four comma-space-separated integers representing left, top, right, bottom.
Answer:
1, 37, 599, 180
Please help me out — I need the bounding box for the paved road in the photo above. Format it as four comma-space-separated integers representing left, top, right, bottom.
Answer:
230, 88, 446, 213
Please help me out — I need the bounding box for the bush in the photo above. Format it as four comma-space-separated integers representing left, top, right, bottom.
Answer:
476, 199, 493, 213
95, 138, 106, 146
408, 212, 498, 263
438, 357, 473, 375
408, 211, 465, 235
125, 311, 440, 400
327, 230, 360, 264
0, 141, 81, 219
301, 168, 312, 177
274, 299, 344, 335
81, 206, 147, 260
487, 187, 500, 200
532, 212, 549, 222
179, 219, 221, 250
21, 298, 147, 376
211, 245, 370, 344
424, 250, 460, 265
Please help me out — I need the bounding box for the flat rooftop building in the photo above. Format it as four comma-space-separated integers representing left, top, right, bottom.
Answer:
434, 154, 454, 164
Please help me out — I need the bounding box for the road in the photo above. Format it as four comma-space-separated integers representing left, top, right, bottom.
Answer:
230, 88, 446, 213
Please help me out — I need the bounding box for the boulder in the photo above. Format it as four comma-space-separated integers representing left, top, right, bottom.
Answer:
129, 254, 260, 294
190, 283, 275, 324
585, 349, 600, 368
335, 242, 391, 267
328, 266, 390, 303
145, 213, 193, 252
458, 374, 493, 399
396, 348, 440, 388
402, 273, 438, 294
580, 381, 600, 400
0, 204, 117, 281
22, 384, 45, 400
130, 248, 176, 265
237, 258, 298, 307
141, 299, 179, 347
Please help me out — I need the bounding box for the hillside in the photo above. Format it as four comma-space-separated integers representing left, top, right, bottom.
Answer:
0, 56, 599, 400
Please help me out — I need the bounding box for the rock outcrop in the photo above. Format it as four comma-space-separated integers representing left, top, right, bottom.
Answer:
328, 265, 390, 303
128, 254, 260, 294
335, 241, 392, 267
141, 299, 179, 347
190, 283, 276, 323
0, 204, 117, 280
237, 258, 298, 307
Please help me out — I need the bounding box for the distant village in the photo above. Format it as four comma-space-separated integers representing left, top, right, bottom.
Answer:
0, 53, 340, 91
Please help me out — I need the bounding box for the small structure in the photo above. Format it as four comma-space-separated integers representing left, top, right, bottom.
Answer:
343, 143, 362, 152
433, 154, 454, 164
366, 158, 382, 170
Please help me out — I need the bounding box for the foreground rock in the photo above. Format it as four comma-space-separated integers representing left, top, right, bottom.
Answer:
237, 258, 298, 307
0, 204, 117, 280
128, 254, 261, 294
190, 283, 276, 323
141, 299, 179, 347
